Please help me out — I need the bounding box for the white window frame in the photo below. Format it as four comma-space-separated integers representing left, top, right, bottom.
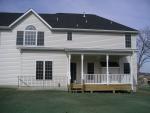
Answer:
36, 60, 53, 81
23, 30, 38, 46
125, 34, 132, 48
23, 25, 37, 46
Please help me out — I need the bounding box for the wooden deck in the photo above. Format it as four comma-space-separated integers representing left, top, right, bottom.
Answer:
69, 83, 131, 92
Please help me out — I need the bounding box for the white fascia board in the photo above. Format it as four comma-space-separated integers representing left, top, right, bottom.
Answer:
0, 26, 11, 30
17, 46, 138, 53
65, 48, 138, 52
9, 9, 52, 29
51, 28, 138, 34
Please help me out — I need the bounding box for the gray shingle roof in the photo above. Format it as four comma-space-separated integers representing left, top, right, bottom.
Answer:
0, 12, 137, 31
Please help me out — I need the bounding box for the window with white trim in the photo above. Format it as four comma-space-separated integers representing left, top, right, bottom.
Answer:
16, 25, 44, 46
25, 25, 36, 45
125, 34, 131, 48
67, 32, 72, 40
36, 61, 52, 80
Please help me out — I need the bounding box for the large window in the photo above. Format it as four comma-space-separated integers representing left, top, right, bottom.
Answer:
25, 25, 36, 45
36, 61, 52, 80
25, 31, 36, 45
125, 34, 131, 48
16, 25, 44, 46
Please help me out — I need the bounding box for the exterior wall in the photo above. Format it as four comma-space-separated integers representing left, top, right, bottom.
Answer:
12, 13, 136, 50
47, 32, 136, 49
0, 30, 21, 86
21, 51, 68, 88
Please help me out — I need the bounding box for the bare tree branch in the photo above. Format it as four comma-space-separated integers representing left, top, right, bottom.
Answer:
137, 27, 150, 75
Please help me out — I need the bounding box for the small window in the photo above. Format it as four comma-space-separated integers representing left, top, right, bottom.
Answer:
125, 34, 131, 48
124, 63, 130, 74
67, 32, 72, 40
25, 25, 36, 30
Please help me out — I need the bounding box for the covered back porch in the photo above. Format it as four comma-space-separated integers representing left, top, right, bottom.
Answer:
67, 50, 134, 92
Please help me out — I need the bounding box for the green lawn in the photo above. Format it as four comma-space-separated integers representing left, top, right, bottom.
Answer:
0, 87, 150, 113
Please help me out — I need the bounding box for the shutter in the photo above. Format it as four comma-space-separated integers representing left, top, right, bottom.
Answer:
37, 32, 44, 46
124, 63, 130, 74
16, 31, 23, 45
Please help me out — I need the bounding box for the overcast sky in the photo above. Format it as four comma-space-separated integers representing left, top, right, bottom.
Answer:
0, 0, 150, 72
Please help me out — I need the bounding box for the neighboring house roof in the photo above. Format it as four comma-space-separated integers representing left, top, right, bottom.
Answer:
138, 72, 150, 80
0, 9, 137, 32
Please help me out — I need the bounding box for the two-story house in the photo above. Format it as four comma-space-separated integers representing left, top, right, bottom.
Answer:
0, 9, 138, 92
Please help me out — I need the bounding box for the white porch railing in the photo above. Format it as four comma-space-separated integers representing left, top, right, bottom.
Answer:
18, 76, 67, 87
83, 74, 131, 84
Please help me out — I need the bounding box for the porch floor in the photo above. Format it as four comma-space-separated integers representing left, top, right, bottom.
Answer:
69, 83, 132, 92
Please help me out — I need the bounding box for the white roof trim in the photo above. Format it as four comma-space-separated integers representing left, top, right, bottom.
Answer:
9, 9, 52, 29
17, 46, 138, 52
0, 26, 11, 29
0, 9, 138, 33
51, 28, 138, 33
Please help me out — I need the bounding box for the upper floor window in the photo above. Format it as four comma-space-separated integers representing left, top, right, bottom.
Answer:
16, 25, 44, 46
25, 25, 36, 45
25, 25, 36, 30
125, 34, 131, 48
67, 32, 72, 40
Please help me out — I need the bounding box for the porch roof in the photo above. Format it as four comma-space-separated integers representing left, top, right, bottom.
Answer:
18, 46, 137, 55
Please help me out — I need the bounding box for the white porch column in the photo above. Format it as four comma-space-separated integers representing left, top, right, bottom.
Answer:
130, 53, 134, 90
81, 54, 84, 83
67, 54, 71, 85
106, 54, 109, 85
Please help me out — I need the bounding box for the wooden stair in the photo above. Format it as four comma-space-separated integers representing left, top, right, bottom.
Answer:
70, 83, 84, 92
